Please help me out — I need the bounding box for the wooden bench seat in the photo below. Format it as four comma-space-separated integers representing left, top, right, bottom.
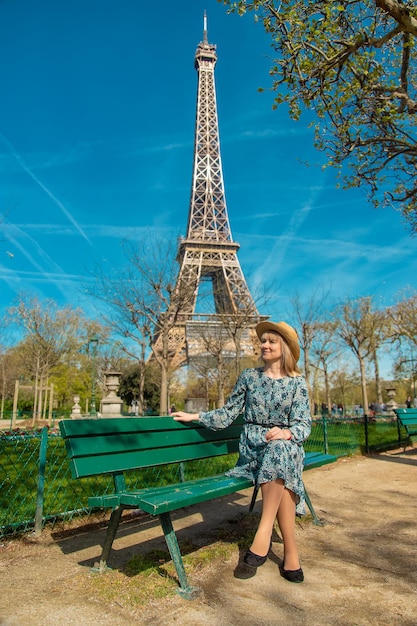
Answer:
59, 416, 337, 599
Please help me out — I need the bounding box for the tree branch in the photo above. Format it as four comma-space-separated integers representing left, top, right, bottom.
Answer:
375, 0, 417, 36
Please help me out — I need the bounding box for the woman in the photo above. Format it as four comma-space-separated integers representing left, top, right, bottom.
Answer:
172, 320, 311, 583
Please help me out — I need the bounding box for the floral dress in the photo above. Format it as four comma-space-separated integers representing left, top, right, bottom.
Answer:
199, 367, 312, 515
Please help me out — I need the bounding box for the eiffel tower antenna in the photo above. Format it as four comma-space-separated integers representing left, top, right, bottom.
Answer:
153, 15, 263, 367
203, 10, 208, 44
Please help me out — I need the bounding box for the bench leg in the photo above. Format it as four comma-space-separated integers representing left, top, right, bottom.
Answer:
159, 512, 201, 600
94, 505, 124, 572
304, 484, 324, 526
249, 485, 259, 512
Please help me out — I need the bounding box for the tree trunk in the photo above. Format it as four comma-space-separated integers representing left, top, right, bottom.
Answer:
323, 365, 332, 414
359, 356, 369, 414
303, 348, 314, 411
233, 330, 242, 380
373, 349, 383, 405
159, 361, 168, 415
33, 357, 40, 425
137, 362, 145, 416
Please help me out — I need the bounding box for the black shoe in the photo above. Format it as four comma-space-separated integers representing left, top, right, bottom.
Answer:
244, 549, 268, 567
281, 567, 304, 583
243, 542, 272, 568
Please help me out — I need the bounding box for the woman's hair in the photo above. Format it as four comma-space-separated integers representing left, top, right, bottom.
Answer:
260, 331, 302, 377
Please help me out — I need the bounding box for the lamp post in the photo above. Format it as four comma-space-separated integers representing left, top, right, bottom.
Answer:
89, 335, 99, 417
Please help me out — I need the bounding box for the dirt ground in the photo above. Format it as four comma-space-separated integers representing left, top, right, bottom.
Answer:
1, 446, 417, 626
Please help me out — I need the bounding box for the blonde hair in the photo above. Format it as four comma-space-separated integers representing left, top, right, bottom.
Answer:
260, 331, 301, 377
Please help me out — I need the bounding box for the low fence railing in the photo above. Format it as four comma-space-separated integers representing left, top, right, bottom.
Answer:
0, 413, 411, 538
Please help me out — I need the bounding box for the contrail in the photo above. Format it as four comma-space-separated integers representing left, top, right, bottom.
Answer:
0, 133, 92, 245
3, 222, 74, 301
252, 184, 323, 290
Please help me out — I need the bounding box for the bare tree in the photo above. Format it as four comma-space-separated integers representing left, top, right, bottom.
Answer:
333, 296, 387, 413
90, 262, 150, 415
189, 357, 218, 411
214, 284, 271, 379
387, 289, 417, 399
8, 295, 92, 422
192, 322, 234, 407
388, 289, 417, 347
288, 288, 331, 408
90, 235, 196, 415
330, 362, 359, 414
310, 320, 340, 414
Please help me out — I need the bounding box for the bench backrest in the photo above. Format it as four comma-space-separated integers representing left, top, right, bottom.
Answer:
59, 416, 243, 479
393, 408, 417, 427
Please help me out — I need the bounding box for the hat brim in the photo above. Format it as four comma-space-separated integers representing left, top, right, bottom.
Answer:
255, 321, 300, 362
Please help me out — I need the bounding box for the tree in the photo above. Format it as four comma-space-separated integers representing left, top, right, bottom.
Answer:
119, 362, 161, 414
91, 261, 150, 415
0, 348, 19, 419
91, 235, 196, 415
0, 315, 15, 419
333, 296, 387, 412
8, 296, 93, 421
310, 320, 340, 414
288, 289, 331, 408
215, 283, 271, 379
330, 362, 360, 412
388, 289, 417, 347
188, 357, 218, 410
387, 290, 417, 398
192, 322, 235, 407
220, 0, 417, 231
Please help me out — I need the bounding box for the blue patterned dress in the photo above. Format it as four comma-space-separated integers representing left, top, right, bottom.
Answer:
199, 367, 312, 515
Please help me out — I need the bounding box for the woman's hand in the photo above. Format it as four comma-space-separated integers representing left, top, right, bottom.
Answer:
172, 411, 199, 423
265, 427, 292, 441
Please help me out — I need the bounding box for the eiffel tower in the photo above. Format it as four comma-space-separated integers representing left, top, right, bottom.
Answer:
154, 15, 263, 367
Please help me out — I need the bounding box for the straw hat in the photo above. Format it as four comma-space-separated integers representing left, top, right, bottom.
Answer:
255, 321, 300, 362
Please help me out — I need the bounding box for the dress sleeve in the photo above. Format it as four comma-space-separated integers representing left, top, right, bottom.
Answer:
288, 377, 312, 444
198, 370, 248, 431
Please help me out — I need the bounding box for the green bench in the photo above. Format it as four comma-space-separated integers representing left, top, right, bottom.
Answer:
393, 408, 417, 449
59, 416, 337, 599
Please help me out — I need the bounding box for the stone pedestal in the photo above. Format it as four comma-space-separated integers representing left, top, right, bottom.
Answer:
185, 397, 207, 413
385, 387, 397, 414
100, 371, 123, 418
70, 395, 82, 419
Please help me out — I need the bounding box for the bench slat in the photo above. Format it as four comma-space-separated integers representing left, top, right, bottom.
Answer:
60, 416, 188, 437
69, 438, 240, 479
304, 452, 337, 470
63, 423, 243, 459
89, 475, 254, 515
395, 416, 417, 425
393, 408, 417, 415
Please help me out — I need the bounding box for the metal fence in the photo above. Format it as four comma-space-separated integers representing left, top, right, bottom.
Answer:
0, 414, 410, 539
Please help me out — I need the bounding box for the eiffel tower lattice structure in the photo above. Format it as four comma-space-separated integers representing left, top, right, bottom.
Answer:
153, 16, 264, 367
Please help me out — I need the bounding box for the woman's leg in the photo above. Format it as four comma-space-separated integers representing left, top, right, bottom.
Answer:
276, 487, 300, 570
250, 479, 285, 556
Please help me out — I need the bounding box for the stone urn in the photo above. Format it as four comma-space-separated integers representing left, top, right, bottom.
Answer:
100, 371, 123, 418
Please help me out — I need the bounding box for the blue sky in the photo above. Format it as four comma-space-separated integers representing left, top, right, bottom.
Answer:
0, 0, 416, 327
